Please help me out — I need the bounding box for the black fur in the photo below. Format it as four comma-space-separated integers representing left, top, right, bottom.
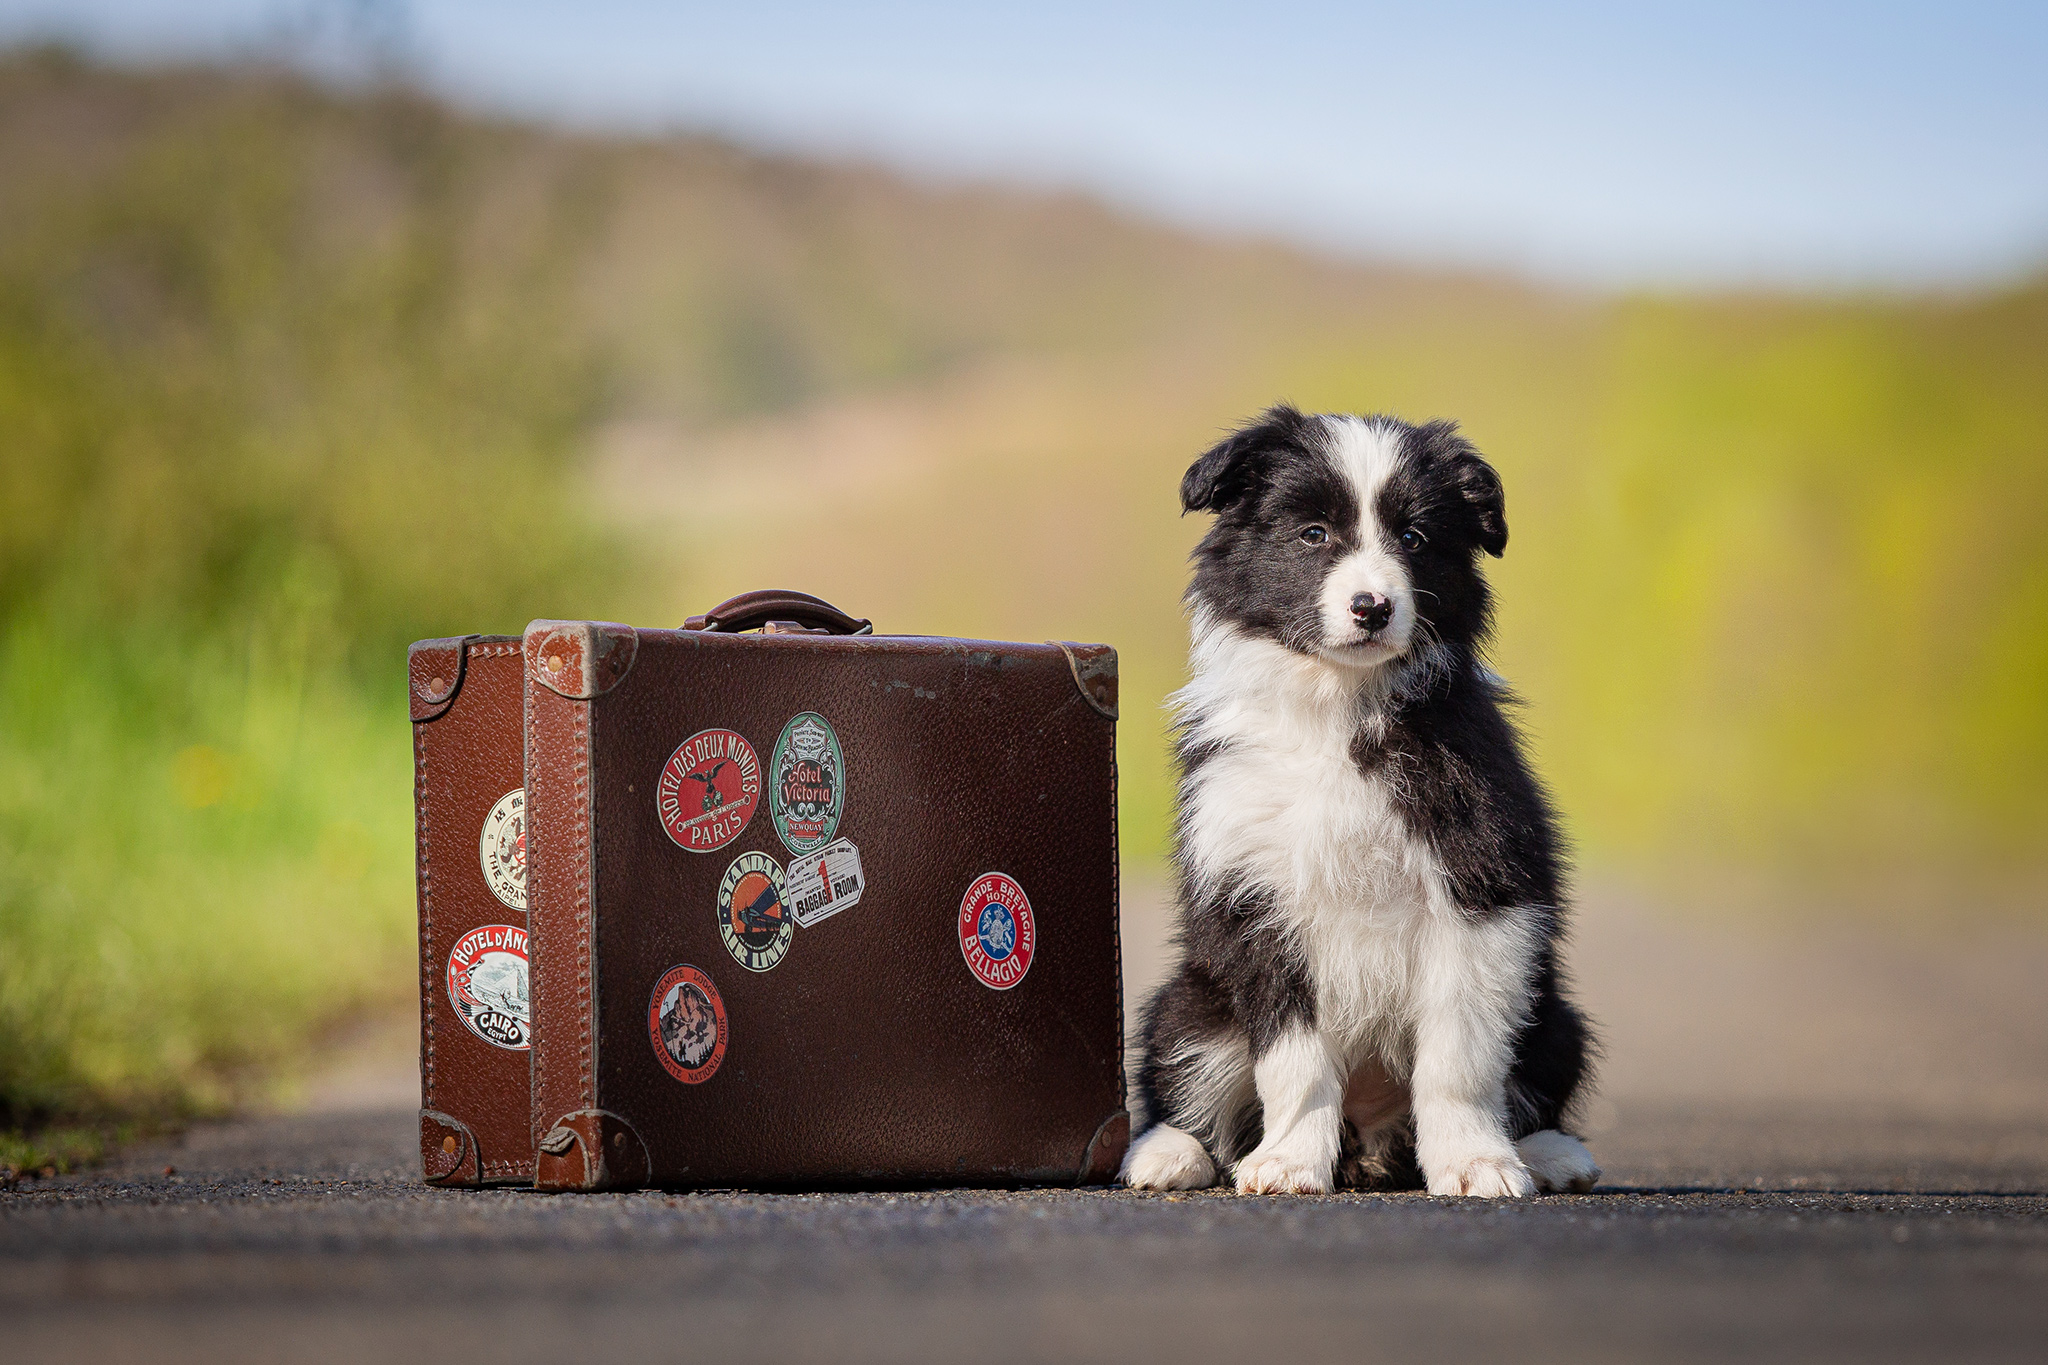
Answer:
1135, 407, 1594, 1192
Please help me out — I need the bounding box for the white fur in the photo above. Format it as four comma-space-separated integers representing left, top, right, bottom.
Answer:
1325, 415, 1403, 496
1170, 606, 1544, 1198
1409, 904, 1540, 1196
1122, 1124, 1217, 1190
1516, 1129, 1601, 1193
1315, 418, 1417, 658
1234, 1023, 1344, 1194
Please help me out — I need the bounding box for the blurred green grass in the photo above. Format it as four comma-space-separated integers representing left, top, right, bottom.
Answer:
0, 50, 632, 1130
0, 49, 2043, 1134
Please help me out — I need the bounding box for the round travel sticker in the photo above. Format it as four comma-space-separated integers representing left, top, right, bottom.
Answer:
958, 872, 1036, 990
478, 788, 526, 910
446, 924, 531, 1050
771, 711, 845, 855
657, 728, 762, 852
648, 964, 728, 1084
718, 851, 793, 972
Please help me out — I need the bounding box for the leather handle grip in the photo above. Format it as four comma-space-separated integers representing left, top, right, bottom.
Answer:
684, 589, 873, 636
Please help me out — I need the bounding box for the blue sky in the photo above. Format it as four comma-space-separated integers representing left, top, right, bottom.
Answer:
5, 0, 2045, 289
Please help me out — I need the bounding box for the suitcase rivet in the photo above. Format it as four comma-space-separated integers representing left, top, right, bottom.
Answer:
612, 1132, 624, 1149
441, 1135, 457, 1154
428, 676, 445, 693
546, 654, 564, 673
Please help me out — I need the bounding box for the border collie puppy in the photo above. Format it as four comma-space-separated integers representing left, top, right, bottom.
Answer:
1123, 406, 1598, 1197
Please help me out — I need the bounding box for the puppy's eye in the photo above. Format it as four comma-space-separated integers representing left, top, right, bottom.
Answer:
1398, 528, 1426, 552
1299, 526, 1328, 546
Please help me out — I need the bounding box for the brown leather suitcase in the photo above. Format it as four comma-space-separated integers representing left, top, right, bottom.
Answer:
409, 634, 535, 1186
521, 591, 1129, 1191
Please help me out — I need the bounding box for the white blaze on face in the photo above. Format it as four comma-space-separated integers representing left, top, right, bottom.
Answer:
1316, 417, 1415, 659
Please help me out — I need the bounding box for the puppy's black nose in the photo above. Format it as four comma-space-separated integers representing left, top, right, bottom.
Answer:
1351, 592, 1394, 633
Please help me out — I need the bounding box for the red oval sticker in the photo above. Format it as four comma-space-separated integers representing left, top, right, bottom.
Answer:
656, 728, 762, 852
959, 871, 1036, 990
648, 964, 728, 1084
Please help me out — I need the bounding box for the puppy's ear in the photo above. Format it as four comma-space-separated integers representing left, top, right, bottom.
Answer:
1421, 421, 1507, 557
1455, 452, 1508, 557
1181, 405, 1311, 514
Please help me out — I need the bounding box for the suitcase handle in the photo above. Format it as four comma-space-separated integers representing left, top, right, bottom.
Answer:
683, 589, 874, 636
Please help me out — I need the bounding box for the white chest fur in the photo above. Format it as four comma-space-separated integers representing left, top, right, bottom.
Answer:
1173, 618, 1471, 1060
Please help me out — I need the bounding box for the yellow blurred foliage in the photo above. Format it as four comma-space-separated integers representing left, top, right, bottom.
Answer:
172, 745, 235, 809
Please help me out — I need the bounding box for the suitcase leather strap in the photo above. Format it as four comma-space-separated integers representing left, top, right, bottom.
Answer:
684, 589, 873, 637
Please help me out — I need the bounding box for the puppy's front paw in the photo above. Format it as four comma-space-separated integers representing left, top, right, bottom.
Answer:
1426, 1152, 1535, 1198
1234, 1151, 1334, 1195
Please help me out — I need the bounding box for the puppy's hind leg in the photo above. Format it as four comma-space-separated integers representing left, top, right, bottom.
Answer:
1121, 1124, 1216, 1191
1503, 951, 1598, 1193
1515, 1130, 1600, 1193
1124, 965, 1251, 1191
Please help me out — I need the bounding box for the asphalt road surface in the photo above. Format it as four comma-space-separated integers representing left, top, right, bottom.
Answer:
7, 887, 2047, 1364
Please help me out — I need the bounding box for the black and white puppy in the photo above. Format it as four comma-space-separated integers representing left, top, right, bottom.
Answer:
1123, 406, 1598, 1197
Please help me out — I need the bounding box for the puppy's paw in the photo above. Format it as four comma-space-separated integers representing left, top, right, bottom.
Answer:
1425, 1151, 1536, 1198
1515, 1129, 1600, 1193
1234, 1151, 1334, 1196
1121, 1125, 1217, 1191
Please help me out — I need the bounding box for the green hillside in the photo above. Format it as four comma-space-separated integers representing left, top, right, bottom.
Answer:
1, 49, 2042, 1132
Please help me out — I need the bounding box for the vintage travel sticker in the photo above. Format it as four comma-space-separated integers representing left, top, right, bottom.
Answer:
477, 787, 527, 910
446, 924, 531, 1050
717, 850, 793, 972
770, 711, 845, 855
785, 837, 866, 929
958, 871, 1036, 990
657, 728, 762, 852
648, 963, 727, 1084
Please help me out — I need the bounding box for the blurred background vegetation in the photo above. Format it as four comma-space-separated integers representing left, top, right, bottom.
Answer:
0, 48, 2042, 1139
